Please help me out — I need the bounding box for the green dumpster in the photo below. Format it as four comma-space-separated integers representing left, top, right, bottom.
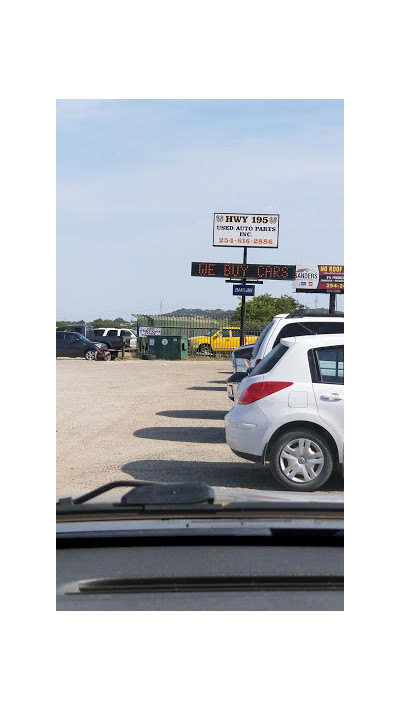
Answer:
146, 335, 188, 360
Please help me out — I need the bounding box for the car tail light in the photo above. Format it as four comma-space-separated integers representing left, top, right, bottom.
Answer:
238, 381, 293, 404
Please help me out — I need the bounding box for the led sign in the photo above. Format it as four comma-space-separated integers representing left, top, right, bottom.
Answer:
191, 262, 296, 280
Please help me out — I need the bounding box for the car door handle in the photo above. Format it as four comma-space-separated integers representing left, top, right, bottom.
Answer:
321, 393, 343, 401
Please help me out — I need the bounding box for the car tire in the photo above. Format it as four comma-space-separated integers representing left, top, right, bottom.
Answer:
141, 354, 156, 360
267, 428, 333, 491
103, 353, 112, 361
199, 344, 212, 355
84, 349, 98, 361
110, 353, 118, 360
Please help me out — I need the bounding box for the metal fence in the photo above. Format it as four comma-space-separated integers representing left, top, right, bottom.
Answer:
134, 315, 266, 357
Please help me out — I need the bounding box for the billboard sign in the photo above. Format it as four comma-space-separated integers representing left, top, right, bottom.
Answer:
294, 265, 344, 292
213, 213, 279, 248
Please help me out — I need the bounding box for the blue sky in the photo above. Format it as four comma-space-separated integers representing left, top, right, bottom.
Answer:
56, 99, 344, 320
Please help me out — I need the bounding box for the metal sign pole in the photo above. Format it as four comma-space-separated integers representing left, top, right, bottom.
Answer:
240, 247, 247, 345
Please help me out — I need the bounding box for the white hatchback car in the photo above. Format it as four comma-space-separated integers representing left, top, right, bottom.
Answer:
225, 333, 344, 491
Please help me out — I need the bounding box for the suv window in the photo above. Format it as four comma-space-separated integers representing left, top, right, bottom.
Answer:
252, 321, 275, 357
312, 321, 344, 335
218, 329, 230, 337
273, 322, 316, 345
272, 320, 344, 347
107, 330, 118, 336
121, 330, 132, 337
314, 346, 344, 384
250, 343, 289, 377
93, 329, 105, 336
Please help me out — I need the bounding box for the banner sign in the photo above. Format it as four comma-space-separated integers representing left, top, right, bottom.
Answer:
191, 262, 295, 280
139, 327, 162, 336
294, 265, 344, 292
213, 213, 279, 248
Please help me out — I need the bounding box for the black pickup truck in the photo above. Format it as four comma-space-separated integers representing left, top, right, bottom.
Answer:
92, 328, 132, 358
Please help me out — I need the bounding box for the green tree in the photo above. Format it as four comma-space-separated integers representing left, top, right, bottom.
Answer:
231, 293, 305, 324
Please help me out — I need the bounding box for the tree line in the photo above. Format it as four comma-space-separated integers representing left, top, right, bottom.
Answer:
56, 294, 339, 328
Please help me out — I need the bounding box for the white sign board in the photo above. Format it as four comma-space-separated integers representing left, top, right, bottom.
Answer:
293, 265, 319, 290
213, 213, 279, 248
139, 327, 162, 336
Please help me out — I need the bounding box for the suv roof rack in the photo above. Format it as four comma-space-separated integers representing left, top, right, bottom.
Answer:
286, 311, 344, 319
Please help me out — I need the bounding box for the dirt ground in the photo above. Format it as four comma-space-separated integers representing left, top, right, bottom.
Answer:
56, 357, 344, 498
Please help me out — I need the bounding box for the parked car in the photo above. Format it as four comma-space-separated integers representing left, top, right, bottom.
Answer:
225, 333, 344, 491
56, 331, 111, 360
92, 328, 137, 354
232, 343, 257, 373
250, 312, 344, 368
227, 312, 344, 400
189, 327, 257, 355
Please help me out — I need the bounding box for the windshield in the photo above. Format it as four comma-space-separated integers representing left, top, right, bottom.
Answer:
56, 100, 344, 617
56, 102, 344, 510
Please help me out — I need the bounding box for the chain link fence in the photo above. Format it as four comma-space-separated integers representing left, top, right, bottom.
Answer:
133, 315, 265, 357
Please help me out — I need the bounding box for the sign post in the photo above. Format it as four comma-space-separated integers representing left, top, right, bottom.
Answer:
212, 213, 280, 345
240, 247, 248, 345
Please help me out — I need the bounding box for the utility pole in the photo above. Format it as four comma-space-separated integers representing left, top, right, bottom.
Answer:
329, 293, 336, 313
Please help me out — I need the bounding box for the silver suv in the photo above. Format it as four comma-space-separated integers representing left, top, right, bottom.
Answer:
227, 312, 344, 400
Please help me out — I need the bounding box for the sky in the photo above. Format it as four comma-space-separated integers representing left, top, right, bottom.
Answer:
56, 99, 344, 321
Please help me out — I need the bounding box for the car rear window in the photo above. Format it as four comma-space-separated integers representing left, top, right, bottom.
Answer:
250, 343, 289, 376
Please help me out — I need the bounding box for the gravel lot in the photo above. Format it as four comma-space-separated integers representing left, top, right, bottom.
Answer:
56, 357, 344, 498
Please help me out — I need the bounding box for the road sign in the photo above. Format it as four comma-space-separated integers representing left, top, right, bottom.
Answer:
233, 285, 255, 296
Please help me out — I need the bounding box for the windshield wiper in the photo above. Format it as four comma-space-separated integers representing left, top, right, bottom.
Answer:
57, 480, 343, 517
